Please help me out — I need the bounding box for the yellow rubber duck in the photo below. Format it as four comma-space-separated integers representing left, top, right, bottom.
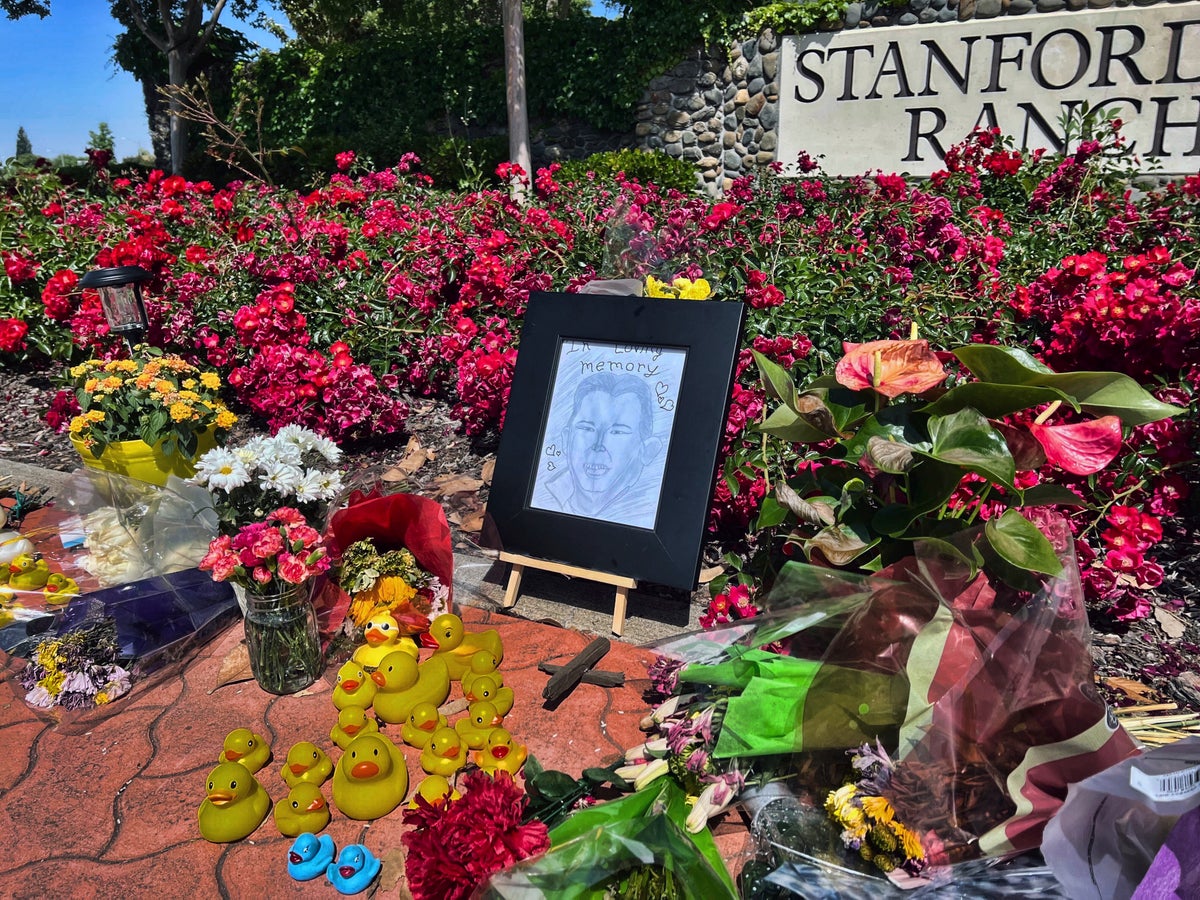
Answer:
332, 660, 377, 711
219, 728, 272, 774
197, 761, 271, 843
461, 650, 503, 698
7, 553, 50, 593
332, 733, 408, 821
42, 573, 80, 606
400, 701, 448, 749
351, 611, 420, 669
281, 741, 334, 788
419, 726, 469, 778
330, 705, 379, 751
463, 672, 514, 717
273, 782, 331, 837
454, 699, 504, 750
474, 728, 528, 778
407, 774, 461, 809
371, 650, 450, 726
419, 613, 504, 682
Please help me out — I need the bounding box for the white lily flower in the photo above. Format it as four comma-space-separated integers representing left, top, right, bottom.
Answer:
633, 757, 671, 791
624, 737, 669, 763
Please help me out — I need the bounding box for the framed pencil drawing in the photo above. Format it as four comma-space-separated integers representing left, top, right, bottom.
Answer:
488, 292, 745, 590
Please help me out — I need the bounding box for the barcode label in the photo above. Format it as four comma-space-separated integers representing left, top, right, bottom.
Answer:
1130, 764, 1200, 801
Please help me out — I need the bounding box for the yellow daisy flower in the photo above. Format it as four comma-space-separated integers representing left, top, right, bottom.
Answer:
891, 821, 925, 861
861, 795, 896, 825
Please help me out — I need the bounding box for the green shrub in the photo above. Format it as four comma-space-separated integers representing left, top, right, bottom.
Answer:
556, 149, 699, 193
421, 135, 510, 190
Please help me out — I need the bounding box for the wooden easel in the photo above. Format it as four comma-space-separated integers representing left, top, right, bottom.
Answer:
498, 550, 638, 636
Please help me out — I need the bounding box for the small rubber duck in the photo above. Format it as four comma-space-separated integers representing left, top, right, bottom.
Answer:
42, 573, 80, 606
281, 741, 334, 788
474, 728, 528, 778
288, 832, 336, 882
371, 650, 450, 726
329, 705, 379, 751
197, 761, 271, 843
419, 726, 469, 778
454, 699, 503, 750
351, 610, 419, 669
463, 672, 514, 717
326, 844, 381, 895
408, 774, 461, 809
332, 733, 408, 821
461, 649, 503, 697
332, 660, 377, 712
274, 782, 331, 837
6, 553, 49, 593
219, 728, 272, 774
400, 701, 448, 749
420, 613, 504, 681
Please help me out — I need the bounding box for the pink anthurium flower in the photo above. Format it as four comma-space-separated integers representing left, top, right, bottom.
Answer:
835, 339, 948, 398
1029, 416, 1123, 475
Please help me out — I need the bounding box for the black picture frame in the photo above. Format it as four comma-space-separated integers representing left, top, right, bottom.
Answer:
488, 292, 746, 590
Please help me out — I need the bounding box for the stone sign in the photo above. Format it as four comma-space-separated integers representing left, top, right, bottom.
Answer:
777, 4, 1200, 176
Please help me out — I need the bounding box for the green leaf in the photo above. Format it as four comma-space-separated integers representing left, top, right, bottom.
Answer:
921, 382, 1073, 419
806, 523, 877, 566
984, 509, 1063, 576
873, 460, 964, 536
923, 407, 1016, 489
914, 537, 980, 580
866, 435, 916, 473
837, 404, 928, 462
757, 404, 829, 443
755, 495, 789, 529
953, 345, 1054, 382
1019, 483, 1087, 507
753, 349, 797, 407
775, 482, 836, 526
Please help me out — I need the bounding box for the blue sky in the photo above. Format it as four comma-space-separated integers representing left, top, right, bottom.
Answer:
1, 1, 617, 165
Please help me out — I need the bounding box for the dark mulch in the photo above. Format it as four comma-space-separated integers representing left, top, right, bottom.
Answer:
2, 361, 1198, 712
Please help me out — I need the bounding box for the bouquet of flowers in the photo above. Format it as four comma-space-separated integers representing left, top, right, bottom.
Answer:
190, 424, 344, 535
199, 506, 330, 596
67, 348, 237, 457
19, 619, 131, 711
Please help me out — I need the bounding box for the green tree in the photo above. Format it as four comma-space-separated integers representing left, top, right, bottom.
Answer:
1, 0, 51, 18
88, 122, 116, 151
15, 126, 31, 157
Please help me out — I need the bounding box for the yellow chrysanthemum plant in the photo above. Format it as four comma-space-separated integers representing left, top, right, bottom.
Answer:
67, 348, 237, 459
644, 274, 714, 301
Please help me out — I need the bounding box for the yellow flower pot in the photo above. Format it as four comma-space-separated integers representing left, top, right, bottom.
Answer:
70, 428, 217, 487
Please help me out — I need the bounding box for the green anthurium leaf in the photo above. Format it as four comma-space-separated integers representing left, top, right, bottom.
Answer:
838, 404, 928, 462
984, 509, 1063, 576
755, 495, 790, 529
867, 435, 916, 473
913, 537, 980, 580
757, 403, 832, 443
921, 382, 1073, 419
953, 344, 1054, 382
838, 477, 867, 514
923, 407, 1016, 489
873, 459, 964, 536
753, 349, 798, 407
806, 523, 877, 566
1019, 483, 1087, 507
776, 482, 836, 526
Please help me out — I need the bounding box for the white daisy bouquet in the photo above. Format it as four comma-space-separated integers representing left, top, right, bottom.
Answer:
189, 425, 345, 534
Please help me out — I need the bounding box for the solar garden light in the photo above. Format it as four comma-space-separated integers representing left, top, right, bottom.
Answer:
79, 265, 152, 353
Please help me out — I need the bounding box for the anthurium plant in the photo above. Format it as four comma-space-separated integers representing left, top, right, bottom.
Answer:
753, 337, 1184, 586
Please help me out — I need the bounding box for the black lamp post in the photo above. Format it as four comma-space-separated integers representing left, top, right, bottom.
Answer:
79, 265, 152, 353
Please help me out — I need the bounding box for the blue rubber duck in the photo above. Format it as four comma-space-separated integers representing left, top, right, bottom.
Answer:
326, 844, 381, 895
287, 832, 336, 882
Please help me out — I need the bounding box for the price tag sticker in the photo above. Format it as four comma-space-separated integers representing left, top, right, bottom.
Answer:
1130, 763, 1200, 802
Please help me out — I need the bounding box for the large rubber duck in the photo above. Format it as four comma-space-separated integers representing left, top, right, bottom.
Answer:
219, 728, 272, 774
420, 613, 504, 681
461, 649, 503, 697
454, 699, 504, 750
197, 761, 271, 843
463, 672, 514, 717
400, 701, 447, 749
351, 611, 419, 669
474, 728, 528, 778
287, 832, 336, 882
326, 844, 381, 895
281, 741, 334, 788
332, 733, 408, 821
371, 650, 450, 726
42, 573, 80, 606
330, 705, 379, 751
3, 553, 49, 600
419, 726, 469, 778
332, 660, 377, 712
408, 774, 461, 810
274, 782, 331, 837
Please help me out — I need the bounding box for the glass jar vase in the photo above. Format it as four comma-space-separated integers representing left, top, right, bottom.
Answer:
243, 584, 323, 695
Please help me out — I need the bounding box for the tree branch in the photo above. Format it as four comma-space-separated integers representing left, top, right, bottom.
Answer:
124, 0, 168, 52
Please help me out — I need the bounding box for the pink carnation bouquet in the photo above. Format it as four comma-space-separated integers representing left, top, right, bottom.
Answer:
199, 506, 329, 595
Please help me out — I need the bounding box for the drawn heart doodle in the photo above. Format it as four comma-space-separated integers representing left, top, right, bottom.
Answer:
545, 443, 561, 457
655, 381, 675, 411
